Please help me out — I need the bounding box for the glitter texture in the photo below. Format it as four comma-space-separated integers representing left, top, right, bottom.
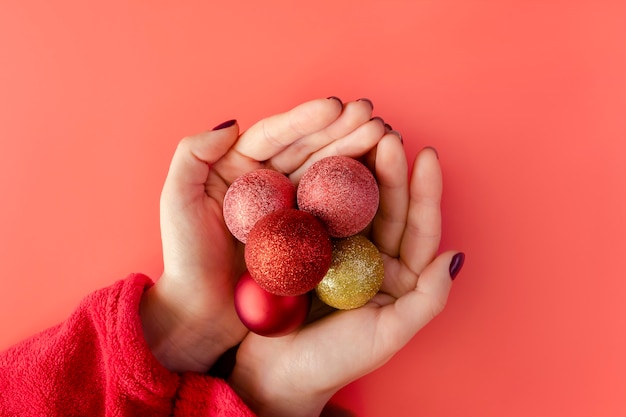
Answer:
245, 208, 332, 296
223, 169, 296, 243
297, 156, 379, 238
315, 234, 384, 310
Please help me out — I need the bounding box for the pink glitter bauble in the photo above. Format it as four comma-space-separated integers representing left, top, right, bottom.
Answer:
297, 156, 379, 238
234, 270, 311, 337
223, 169, 296, 243
245, 208, 332, 296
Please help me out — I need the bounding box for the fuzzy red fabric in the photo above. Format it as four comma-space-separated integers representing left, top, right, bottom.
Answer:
0, 273, 256, 416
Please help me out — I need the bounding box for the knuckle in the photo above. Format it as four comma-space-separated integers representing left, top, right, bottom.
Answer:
428, 294, 448, 318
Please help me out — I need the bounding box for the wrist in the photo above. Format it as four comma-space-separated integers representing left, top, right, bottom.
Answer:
228, 364, 334, 417
139, 283, 227, 373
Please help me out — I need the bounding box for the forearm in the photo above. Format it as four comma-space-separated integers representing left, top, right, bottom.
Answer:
0, 274, 256, 417
139, 283, 223, 373
0, 274, 180, 416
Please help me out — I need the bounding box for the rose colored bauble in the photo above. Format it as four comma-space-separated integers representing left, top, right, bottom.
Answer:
297, 155, 379, 238
234, 271, 311, 337
223, 169, 296, 243
245, 208, 332, 296
315, 234, 384, 310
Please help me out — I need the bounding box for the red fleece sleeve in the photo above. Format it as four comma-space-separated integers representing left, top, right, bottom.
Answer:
0, 273, 255, 417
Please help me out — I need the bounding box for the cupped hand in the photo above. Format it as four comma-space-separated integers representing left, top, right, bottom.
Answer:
229, 136, 464, 417
140, 97, 385, 373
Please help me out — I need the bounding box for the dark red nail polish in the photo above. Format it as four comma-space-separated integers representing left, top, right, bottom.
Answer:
357, 98, 374, 110
327, 96, 344, 110
212, 119, 236, 131
423, 146, 439, 159
370, 116, 385, 124
384, 123, 393, 131
449, 252, 465, 280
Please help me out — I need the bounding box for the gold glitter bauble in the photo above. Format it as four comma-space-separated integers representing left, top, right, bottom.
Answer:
315, 234, 384, 310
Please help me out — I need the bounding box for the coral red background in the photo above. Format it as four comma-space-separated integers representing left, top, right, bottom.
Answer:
1, 1, 625, 416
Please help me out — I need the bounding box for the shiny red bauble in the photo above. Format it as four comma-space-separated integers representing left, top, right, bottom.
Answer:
234, 270, 312, 337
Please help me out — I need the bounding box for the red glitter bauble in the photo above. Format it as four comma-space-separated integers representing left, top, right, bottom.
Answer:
245, 208, 332, 296
234, 271, 311, 337
297, 156, 379, 238
223, 169, 296, 243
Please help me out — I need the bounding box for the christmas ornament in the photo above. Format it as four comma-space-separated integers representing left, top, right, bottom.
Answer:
316, 234, 384, 309
234, 271, 311, 337
297, 156, 379, 237
223, 169, 296, 243
245, 208, 332, 296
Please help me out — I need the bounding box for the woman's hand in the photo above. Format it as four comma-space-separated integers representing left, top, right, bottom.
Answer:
140, 97, 385, 373
229, 136, 464, 417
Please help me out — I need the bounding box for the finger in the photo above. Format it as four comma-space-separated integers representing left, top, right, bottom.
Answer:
268, 99, 374, 174
376, 250, 461, 354
288, 118, 386, 184
399, 147, 442, 275
213, 98, 343, 185
161, 121, 240, 204
370, 133, 409, 258
236, 97, 343, 161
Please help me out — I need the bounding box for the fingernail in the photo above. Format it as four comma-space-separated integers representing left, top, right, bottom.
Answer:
212, 119, 237, 131
423, 146, 439, 159
327, 96, 344, 111
370, 116, 385, 124
389, 130, 403, 144
384, 123, 393, 131
357, 98, 374, 110
449, 252, 465, 280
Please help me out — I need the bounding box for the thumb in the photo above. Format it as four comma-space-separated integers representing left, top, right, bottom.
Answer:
380, 251, 465, 349
162, 120, 239, 200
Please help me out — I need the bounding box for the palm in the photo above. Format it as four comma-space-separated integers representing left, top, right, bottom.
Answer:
235, 257, 432, 394
235, 295, 392, 394
160, 174, 247, 347
231, 138, 450, 403
153, 98, 385, 371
